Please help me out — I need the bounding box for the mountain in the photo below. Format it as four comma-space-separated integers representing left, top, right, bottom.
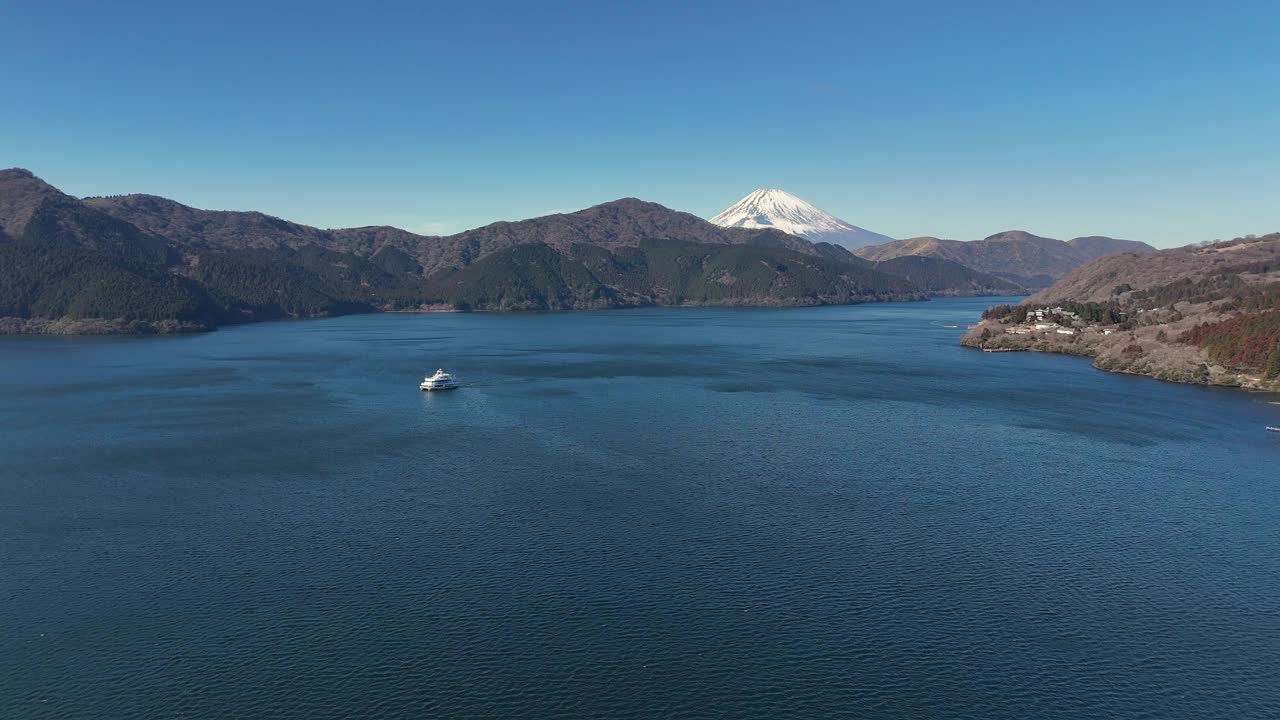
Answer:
1, 169, 176, 265
855, 231, 1154, 288
961, 233, 1280, 390
709, 189, 894, 251
419, 197, 818, 275
89, 194, 818, 276
1, 169, 927, 333
0, 169, 223, 334
866, 256, 1024, 296
86, 184, 1003, 301
1066, 235, 1155, 258
1026, 234, 1278, 306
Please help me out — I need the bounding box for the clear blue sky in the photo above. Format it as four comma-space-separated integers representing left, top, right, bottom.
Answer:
3, 0, 1276, 246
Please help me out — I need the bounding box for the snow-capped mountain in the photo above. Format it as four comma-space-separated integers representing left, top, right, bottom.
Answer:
709, 189, 894, 251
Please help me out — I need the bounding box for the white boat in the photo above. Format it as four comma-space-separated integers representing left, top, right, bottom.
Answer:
1267, 426, 1280, 433
419, 369, 459, 392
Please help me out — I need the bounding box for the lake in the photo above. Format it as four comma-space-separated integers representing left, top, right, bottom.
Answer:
2, 298, 1278, 719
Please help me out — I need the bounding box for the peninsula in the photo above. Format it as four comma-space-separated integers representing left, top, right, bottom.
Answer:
962, 234, 1280, 390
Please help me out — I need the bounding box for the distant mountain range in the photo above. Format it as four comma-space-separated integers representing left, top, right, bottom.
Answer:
707, 189, 1155, 289
87, 192, 819, 277
0, 168, 1165, 334
709, 189, 894, 250
854, 231, 1155, 288
1, 169, 937, 333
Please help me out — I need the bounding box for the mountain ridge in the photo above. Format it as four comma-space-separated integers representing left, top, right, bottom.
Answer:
1, 169, 933, 333
856, 231, 1154, 287
87, 193, 821, 276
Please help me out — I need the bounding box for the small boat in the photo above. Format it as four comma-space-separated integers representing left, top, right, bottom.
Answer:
943, 325, 959, 329
1267, 426, 1280, 433
419, 369, 459, 392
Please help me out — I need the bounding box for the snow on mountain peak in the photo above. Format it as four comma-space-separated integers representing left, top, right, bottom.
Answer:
709, 189, 894, 250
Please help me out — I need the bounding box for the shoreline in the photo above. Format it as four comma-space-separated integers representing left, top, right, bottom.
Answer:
2, 290, 1038, 337
960, 320, 1280, 393
0, 295, 938, 336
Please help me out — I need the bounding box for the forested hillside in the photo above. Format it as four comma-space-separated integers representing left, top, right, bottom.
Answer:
1, 169, 935, 333
867, 256, 1022, 296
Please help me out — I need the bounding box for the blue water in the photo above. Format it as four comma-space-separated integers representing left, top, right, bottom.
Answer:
2, 298, 1278, 719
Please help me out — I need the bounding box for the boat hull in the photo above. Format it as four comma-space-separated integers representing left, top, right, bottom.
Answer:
420, 384, 459, 392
